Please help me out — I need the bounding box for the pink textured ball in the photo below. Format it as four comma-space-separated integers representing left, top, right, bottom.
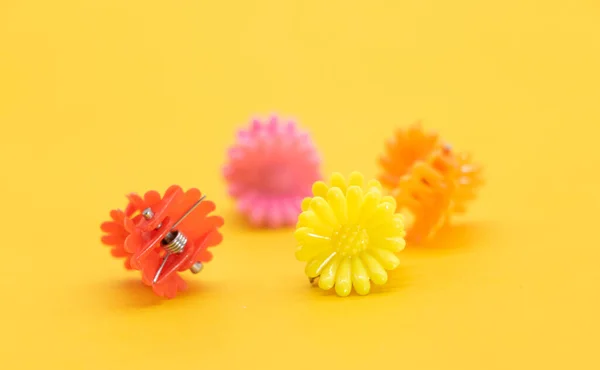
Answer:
223, 115, 322, 228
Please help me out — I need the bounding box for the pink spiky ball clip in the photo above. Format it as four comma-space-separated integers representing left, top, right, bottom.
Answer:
223, 115, 322, 228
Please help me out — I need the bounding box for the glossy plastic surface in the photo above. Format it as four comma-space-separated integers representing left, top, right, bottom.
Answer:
100, 191, 164, 270
295, 172, 406, 297
392, 149, 456, 243
223, 115, 321, 228
378, 123, 483, 243
100, 185, 224, 299
378, 122, 440, 190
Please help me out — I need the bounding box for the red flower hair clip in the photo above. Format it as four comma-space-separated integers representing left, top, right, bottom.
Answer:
101, 185, 224, 298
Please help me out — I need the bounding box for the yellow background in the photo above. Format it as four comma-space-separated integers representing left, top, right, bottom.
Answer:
1, 1, 599, 369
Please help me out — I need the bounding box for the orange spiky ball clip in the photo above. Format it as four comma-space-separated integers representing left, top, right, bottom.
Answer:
378, 123, 483, 243
101, 185, 224, 298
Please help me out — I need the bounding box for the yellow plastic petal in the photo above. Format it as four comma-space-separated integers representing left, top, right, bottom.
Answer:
301, 197, 312, 212
305, 250, 336, 278
294, 227, 331, 261
360, 251, 388, 285
296, 173, 407, 297
367, 179, 383, 194
318, 254, 341, 290
294, 226, 313, 242
357, 190, 382, 225
309, 197, 338, 227
335, 257, 352, 296
368, 248, 401, 270
351, 256, 371, 295
371, 236, 406, 252
326, 188, 347, 225
371, 214, 405, 238
346, 186, 364, 224
381, 195, 396, 208
295, 245, 318, 261
297, 210, 333, 235
348, 172, 364, 188
363, 201, 395, 229
312, 181, 329, 198
330, 172, 347, 193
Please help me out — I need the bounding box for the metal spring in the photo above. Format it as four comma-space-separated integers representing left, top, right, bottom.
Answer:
161, 231, 188, 254
143, 207, 188, 253
141, 200, 206, 283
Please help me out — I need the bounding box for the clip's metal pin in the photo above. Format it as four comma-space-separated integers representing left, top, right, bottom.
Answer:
101, 186, 224, 299
153, 252, 171, 284
171, 195, 206, 229
142, 195, 208, 284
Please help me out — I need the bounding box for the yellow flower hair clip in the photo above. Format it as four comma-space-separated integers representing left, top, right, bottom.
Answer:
294, 172, 406, 296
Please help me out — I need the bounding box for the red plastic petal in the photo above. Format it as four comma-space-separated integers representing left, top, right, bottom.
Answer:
102, 185, 224, 299
126, 193, 146, 211
144, 190, 161, 205
100, 221, 125, 234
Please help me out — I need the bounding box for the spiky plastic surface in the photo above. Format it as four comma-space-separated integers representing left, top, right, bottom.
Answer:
223, 115, 321, 228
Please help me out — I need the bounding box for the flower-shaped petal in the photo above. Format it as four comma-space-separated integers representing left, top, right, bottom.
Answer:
379, 124, 484, 243
141, 251, 187, 299
101, 185, 224, 299
100, 210, 133, 268
391, 143, 484, 243
378, 122, 440, 189
295, 172, 406, 297
131, 188, 224, 299
100, 188, 165, 270
224, 115, 322, 228
445, 151, 484, 215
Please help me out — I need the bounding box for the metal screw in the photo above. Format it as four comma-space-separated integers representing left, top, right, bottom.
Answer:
140, 202, 207, 283
190, 262, 203, 274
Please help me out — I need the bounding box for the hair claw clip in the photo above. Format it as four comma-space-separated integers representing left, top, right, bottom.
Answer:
223, 115, 321, 228
378, 123, 483, 243
101, 185, 224, 298
294, 172, 406, 297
